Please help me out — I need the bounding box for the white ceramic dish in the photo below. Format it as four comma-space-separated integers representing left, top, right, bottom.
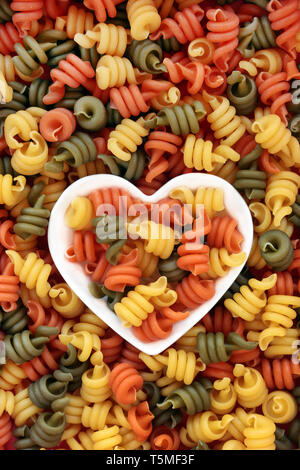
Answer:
48, 173, 253, 355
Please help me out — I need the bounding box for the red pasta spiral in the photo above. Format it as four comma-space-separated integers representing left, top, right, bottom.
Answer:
89, 187, 141, 217
128, 401, 154, 442
11, 0, 44, 37
66, 231, 99, 264
206, 7, 240, 72
203, 65, 227, 96
201, 305, 245, 336
256, 72, 291, 125
0, 22, 23, 54
101, 328, 124, 364
21, 345, 63, 381
104, 249, 142, 292
201, 361, 234, 381
267, 0, 300, 59
234, 134, 257, 157
44, 0, 70, 19
207, 216, 244, 254
264, 270, 295, 295
27, 300, 64, 334
261, 358, 300, 390
88, 251, 110, 283
167, 150, 192, 179
120, 343, 147, 370
0, 220, 16, 250
133, 311, 173, 342
150, 5, 204, 44
163, 54, 205, 95
83, 0, 123, 22
43, 54, 96, 106
149, 197, 193, 228
258, 149, 281, 175
237, 3, 265, 23
144, 130, 183, 183
229, 347, 261, 365
109, 363, 143, 405
288, 241, 300, 274
39, 108, 76, 143
136, 172, 167, 196
0, 413, 13, 449
150, 426, 180, 450
177, 243, 210, 276
0, 261, 19, 312
176, 274, 215, 309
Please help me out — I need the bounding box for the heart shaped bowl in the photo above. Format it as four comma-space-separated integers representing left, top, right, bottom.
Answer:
48, 173, 253, 355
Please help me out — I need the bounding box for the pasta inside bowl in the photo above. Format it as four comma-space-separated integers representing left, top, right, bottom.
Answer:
48, 173, 253, 355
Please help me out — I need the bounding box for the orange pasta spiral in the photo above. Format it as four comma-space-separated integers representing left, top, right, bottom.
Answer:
150, 426, 180, 450
264, 270, 295, 296
256, 72, 291, 125
206, 7, 239, 73
11, 0, 43, 37
0, 261, 19, 312
83, 0, 123, 22
267, 0, 300, 59
44, 0, 70, 19
104, 249, 142, 292
109, 363, 143, 405
133, 311, 173, 342
0, 22, 22, 54
39, 108, 76, 143
43, 54, 96, 106
144, 130, 183, 183
120, 342, 146, 370
0, 413, 13, 449
0, 219, 16, 250
89, 187, 139, 216
128, 401, 154, 442
150, 5, 204, 44
66, 231, 98, 264
201, 362, 234, 381
58, 5, 94, 39
20, 346, 62, 381
163, 54, 205, 95
100, 329, 124, 364
27, 300, 63, 334
261, 358, 300, 390
201, 306, 245, 337
206, 216, 244, 254
176, 275, 215, 309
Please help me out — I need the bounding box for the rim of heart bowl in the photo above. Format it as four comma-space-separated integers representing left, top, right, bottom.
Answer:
48, 173, 253, 355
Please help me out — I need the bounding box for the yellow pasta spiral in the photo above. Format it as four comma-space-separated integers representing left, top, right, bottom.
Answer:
65, 196, 94, 230
80, 362, 111, 404
258, 295, 300, 351
243, 413, 276, 450
12, 388, 42, 426
59, 331, 101, 362
0, 70, 12, 103
247, 233, 267, 270
221, 440, 246, 450
70, 309, 107, 336
133, 220, 176, 260
262, 391, 298, 424
49, 283, 85, 319
210, 378, 237, 415
140, 348, 205, 385
56, 5, 94, 39
127, 0, 161, 40
155, 375, 183, 396
262, 328, 300, 359
174, 324, 206, 352
4, 109, 38, 147
0, 175, 26, 206
0, 390, 15, 416
181, 411, 233, 446
11, 131, 48, 176
108, 117, 150, 161
227, 407, 249, 442
75, 23, 129, 57
224, 274, 277, 322
5, 184, 30, 219
19, 283, 51, 309
96, 55, 148, 90
65, 393, 88, 425
65, 428, 94, 450
92, 425, 122, 450
249, 202, 293, 237
169, 185, 224, 218
203, 91, 246, 147
264, 171, 300, 226
115, 276, 176, 327
183, 135, 240, 172
233, 364, 268, 408
120, 427, 150, 450
239, 49, 282, 77
6, 250, 52, 298
199, 248, 247, 280
252, 114, 300, 168
82, 400, 113, 431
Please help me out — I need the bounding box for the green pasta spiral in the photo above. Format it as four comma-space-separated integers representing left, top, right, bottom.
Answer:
14, 195, 50, 240
0, 0, 13, 22
4, 326, 59, 364
238, 16, 276, 58
92, 214, 127, 264
275, 426, 293, 450
292, 386, 300, 411
0, 155, 18, 176
98, 149, 146, 181
27, 181, 46, 207
45, 132, 97, 172
145, 102, 206, 136
0, 301, 28, 334
288, 195, 300, 227
0, 82, 27, 135
74, 96, 107, 132
143, 382, 161, 409
158, 253, 186, 282
127, 39, 166, 74
88, 283, 125, 310
106, 2, 129, 28
54, 86, 86, 110
155, 37, 181, 52
196, 331, 258, 365
13, 426, 39, 450
58, 344, 90, 392
258, 230, 294, 271
234, 144, 266, 200
13, 36, 56, 78
106, 102, 123, 126
193, 441, 211, 450
28, 369, 73, 410
288, 114, 300, 139
223, 267, 252, 300
288, 418, 300, 448
157, 378, 213, 415
29, 411, 66, 448
37, 30, 75, 67
227, 71, 258, 115
80, 45, 100, 70
28, 79, 50, 108
143, 382, 182, 428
